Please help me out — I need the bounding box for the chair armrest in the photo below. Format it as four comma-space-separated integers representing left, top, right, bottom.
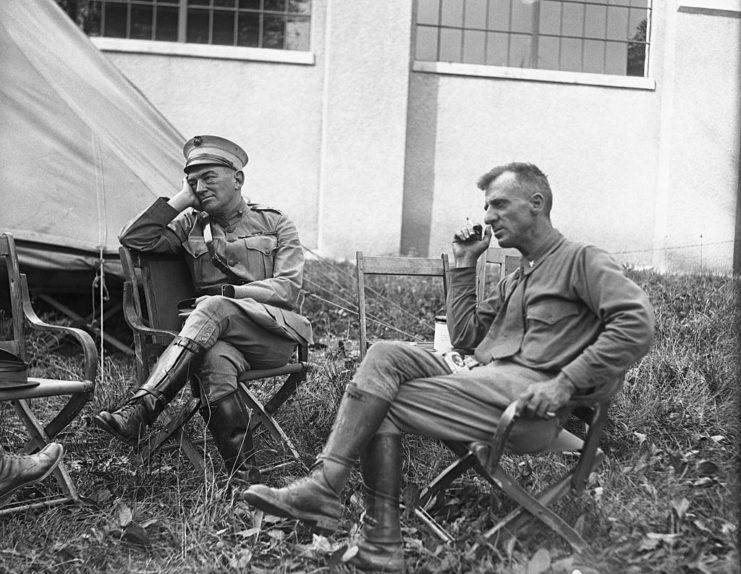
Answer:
483, 398, 526, 473
122, 281, 178, 343
20, 276, 98, 383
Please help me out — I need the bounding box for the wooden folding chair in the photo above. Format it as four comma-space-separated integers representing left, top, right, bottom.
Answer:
0, 232, 97, 514
356, 252, 450, 360
414, 379, 621, 554
118, 246, 310, 474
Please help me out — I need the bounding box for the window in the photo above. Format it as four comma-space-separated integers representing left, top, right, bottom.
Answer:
415, 0, 651, 76
57, 0, 311, 51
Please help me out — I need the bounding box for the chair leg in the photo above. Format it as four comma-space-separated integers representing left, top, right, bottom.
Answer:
240, 383, 307, 472
138, 397, 202, 470
0, 399, 80, 514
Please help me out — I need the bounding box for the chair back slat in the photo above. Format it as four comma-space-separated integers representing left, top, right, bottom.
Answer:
476, 247, 520, 302
356, 251, 450, 360
123, 249, 195, 332
1, 233, 27, 357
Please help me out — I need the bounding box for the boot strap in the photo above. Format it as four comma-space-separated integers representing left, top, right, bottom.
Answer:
317, 452, 354, 468
363, 484, 399, 505
174, 336, 203, 353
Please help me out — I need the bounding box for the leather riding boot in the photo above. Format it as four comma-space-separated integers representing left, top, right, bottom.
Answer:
0, 443, 65, 507
348, 433, 404, 573
242, 385, 391, 531
94, 337, 203, 444
201, 390, 261, 484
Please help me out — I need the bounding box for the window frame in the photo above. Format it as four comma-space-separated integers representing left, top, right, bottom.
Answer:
412, 0, 656, 90
84, 0, 315, 65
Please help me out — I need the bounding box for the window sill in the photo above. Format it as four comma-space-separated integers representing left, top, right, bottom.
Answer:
413, 61, 656, 91
91, 37, 315, 65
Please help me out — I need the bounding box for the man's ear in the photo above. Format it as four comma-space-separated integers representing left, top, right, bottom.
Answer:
234, 170, 245, 188
529, 192, 545, 213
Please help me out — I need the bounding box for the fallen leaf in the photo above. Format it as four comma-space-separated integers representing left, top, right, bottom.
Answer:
228, 548, 252, 569
709, 435, 725, 443
528, 548, 551, 574
122, 523, 150, 547
342, 545, 359, 562
696, 460, 719, 477
671, 497, 690, 521
117, 502, 133, 528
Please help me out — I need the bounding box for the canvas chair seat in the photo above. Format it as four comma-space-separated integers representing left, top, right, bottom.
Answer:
0, 232, 97, 514
119, 246, 310, 474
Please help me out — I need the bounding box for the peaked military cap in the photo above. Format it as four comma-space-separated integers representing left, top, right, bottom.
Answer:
183, 135, 249, 172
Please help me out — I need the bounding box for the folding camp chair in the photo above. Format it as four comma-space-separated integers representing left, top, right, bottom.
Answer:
356, 252, 450, 360
414, 382, 620, 553
0, 232, 97, 514
118, 246, 310, 474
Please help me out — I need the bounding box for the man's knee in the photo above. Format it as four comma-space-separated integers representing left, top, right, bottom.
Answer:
197, 341, 248, 402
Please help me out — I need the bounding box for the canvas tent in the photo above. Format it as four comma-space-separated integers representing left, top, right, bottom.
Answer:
0, 0, 183, 290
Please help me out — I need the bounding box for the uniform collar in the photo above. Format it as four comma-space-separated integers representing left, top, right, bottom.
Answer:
206, 199, 247, 230
521, 228, 564, 275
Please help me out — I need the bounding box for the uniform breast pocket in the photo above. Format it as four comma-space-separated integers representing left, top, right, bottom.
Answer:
183, 237, 209, 259
527, 299, 580, 325
234, 235, 278, 278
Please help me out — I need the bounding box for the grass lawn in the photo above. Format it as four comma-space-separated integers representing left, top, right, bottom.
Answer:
0, 260, 737, 573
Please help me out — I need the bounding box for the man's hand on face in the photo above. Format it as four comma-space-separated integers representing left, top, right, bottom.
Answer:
452, 220, 492, 266
518, 374, 575, 419
168, 176, 202, 212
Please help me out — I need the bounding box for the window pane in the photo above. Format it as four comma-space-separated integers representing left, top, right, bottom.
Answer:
212, 11, 235, 45
488, 0, 510, 31
285, 15, 309, 50
585, 4, 606, 39
510, 0, 533, 34
416, 25, 439, 60
154, 6, 178, 40
131, 5, 153, 39
562, 2, 584, 37
462, 29, 486, 63
288, 0, 311, 15
417, 0, 440, 26
560, 37, 582, 71
214, 0, 236, 7
486, 31, 509, 66
464, 0, 487, 29
441, 0, 464, 27
605, 39, 627, 74
240, 0, 261, 8
583, 39, 604, 72
439, 27, 462, 61
104, 2, 128, 38
606, 6, 629, 41
540, 1, 562, 36
538, 35, 560, 70
265, 0, 286, 12
509, 33, 532, 67
189, 0, 210, 6
263, 14, 285, 48
237, 11, 260, 46
187, 8, 210, 43
88, 0, 103, 36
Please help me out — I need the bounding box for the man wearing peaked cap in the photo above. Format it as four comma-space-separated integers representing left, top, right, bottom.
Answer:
183, 135, 249, 171
94, 135, 312, 485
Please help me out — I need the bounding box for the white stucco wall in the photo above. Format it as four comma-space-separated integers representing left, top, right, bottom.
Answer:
97, 6, 328, 251
403, 72, 662, 267
656, 2, 740, 273
88, 0, 739, 272
317, 1, 414, 258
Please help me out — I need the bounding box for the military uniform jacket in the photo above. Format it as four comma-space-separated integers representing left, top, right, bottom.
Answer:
447, 229, 654, 392
119, 197, 312, 345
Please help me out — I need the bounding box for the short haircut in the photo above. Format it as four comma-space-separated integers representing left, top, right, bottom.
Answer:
477, 162, 553, 216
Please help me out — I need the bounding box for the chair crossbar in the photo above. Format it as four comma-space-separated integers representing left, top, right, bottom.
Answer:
0, 379, 93, 400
